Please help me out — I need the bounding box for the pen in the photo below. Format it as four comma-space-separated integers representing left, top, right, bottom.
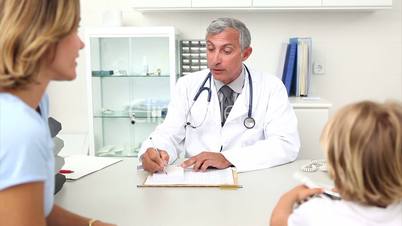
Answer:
59, 169, 74, 174
149, 137, 168, 174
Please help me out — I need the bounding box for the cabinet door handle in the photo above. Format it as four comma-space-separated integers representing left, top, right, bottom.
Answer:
130, 112, 136, 125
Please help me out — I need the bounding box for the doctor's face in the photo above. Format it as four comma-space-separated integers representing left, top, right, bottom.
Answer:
206, 28, 252, 84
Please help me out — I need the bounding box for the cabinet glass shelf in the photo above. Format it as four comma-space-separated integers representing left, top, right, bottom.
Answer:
93, 110, 166, 119
93, 114, 166, 119
85, 27, 177, 157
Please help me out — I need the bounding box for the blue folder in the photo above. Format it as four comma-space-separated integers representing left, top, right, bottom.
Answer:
282, 38, 298, 96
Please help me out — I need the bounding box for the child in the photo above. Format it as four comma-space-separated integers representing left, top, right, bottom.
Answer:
0, 1, 115, 225
270, 101, 402, 226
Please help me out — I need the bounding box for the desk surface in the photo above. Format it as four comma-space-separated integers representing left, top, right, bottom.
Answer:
55, 159, 311, 226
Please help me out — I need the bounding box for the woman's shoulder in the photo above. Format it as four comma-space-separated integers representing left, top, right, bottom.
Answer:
1, 94, 45, 133
0, 94, 53, 191
0, 93, 49, 155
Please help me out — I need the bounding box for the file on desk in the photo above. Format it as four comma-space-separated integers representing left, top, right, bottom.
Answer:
139, 165, 241, 188
61, 155, 122, 180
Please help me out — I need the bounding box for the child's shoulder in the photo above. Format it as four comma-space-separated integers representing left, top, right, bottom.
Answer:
288, 198, 339, 225
299, 197, 339, 213
290, 198, 402, 226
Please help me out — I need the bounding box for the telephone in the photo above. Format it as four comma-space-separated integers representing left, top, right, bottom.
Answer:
301, 159, 328, 172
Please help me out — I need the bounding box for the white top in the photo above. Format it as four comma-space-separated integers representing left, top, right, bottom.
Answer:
139, 65, 300, 172
0, 93, 55, 216
289, 197, 402, 226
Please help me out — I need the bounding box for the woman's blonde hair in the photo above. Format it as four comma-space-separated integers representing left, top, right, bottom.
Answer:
321, 101, 402, 207
0, 0, 80, 90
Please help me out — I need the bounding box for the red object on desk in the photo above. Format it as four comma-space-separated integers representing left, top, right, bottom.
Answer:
59, 169, 74, 174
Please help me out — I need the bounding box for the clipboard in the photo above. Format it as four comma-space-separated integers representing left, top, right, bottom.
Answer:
137, 166, 242, 189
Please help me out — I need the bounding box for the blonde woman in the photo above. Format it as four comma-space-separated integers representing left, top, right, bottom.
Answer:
270, 101, 402, 226
0, 1, 115, 226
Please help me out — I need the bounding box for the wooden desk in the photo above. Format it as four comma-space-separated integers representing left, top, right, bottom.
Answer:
55, 159, 310, 226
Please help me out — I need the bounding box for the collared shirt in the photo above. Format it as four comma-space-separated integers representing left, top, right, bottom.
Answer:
214, 65, 246, 113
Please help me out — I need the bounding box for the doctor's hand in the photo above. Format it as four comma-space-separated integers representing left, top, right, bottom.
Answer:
141, 148, 169, 173
181, 152, 232, 172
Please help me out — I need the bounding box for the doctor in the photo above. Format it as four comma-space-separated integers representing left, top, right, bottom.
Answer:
139, 17, 300, 173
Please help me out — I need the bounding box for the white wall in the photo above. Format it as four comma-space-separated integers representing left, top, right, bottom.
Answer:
48, 0, 402, 133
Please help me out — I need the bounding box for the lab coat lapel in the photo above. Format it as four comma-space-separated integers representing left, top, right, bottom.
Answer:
224, 90, 248, 124
188, 79, 222, 129
210, 79, 223, 128
220, 90, 247, 150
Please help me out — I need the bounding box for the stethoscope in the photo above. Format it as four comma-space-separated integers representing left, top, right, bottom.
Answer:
185, 64, 255, 129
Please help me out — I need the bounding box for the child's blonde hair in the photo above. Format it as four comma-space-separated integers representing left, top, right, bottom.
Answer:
0, 0, 80, 90
321, 101, 402, 207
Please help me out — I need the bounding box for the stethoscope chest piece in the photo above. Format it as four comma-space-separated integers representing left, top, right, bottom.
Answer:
244, 117, 255, 129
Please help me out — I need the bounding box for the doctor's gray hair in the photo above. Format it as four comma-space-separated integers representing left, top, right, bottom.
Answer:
206, 17, 251, 51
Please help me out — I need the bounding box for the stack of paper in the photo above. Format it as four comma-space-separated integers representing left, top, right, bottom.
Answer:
140, 165, 240, 188
61, 155, 122, 180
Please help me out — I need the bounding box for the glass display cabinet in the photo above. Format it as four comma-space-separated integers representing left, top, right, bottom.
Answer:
85, 27, 177, 157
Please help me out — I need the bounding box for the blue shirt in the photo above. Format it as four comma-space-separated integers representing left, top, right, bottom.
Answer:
0, 93, 55, 216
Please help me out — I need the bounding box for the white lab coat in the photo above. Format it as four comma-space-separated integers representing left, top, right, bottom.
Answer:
139, 66, 300, 172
